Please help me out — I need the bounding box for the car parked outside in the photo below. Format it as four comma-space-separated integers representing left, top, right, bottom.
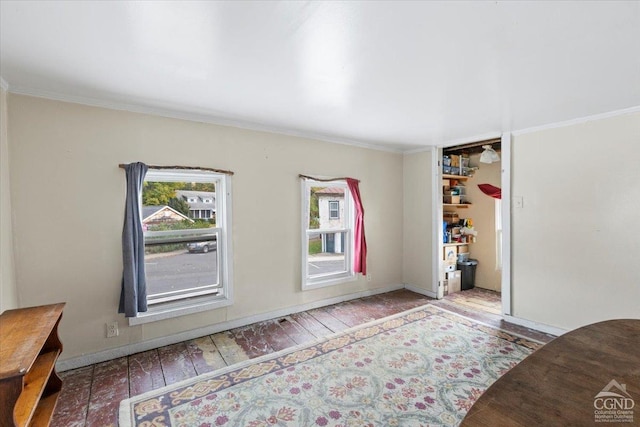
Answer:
187, 240, 217, 253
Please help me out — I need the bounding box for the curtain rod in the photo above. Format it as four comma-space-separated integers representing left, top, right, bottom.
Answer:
299, 174, 359, 183
119, 163, 234, 176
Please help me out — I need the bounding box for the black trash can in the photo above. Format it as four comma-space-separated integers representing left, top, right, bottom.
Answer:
457, 259, 478, 290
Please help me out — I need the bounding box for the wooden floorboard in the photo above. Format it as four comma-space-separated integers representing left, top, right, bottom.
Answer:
127, 350, 165, 396
323, 299, 373, 327
211, 331, 250, 365
52, 288, 552, 426
231, 323, 276, 358
85, 357, 129, 427
260, 319, 299, 352
157, 342, 197, 385
186, 336, 227, 375
289, 311, 333, 338
51, 365, 93, 427
276, 315, 317, 345
307, 306, 351, 332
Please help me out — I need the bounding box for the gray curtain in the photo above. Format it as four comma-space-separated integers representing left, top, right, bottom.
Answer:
119, 162, 149, 317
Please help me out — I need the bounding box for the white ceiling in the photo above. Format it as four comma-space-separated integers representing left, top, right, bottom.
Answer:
1, 1, 639, 152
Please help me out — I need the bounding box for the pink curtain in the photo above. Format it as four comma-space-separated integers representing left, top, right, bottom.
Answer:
346, 178, 367, 275
478, 183, 501, 199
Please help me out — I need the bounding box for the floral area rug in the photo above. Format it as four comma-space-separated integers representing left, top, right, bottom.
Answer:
119, 305, 542, 427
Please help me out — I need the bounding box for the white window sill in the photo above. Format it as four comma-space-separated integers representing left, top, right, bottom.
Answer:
302, 273, 357, 291
128, 294, 233, 325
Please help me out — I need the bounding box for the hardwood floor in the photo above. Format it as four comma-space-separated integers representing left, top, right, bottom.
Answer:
439, 287, 502, 314
51, 289, 554, 427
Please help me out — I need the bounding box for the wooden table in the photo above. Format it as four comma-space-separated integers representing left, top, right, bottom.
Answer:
461, 319, 640, 426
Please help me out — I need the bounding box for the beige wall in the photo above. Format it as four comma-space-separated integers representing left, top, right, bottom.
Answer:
0, 88, 18, 313
466, 153, 501, 291
402, 150, 434, 293
7, 94, 404, 360
512, 111, 640, 330
6, 90, 638, 357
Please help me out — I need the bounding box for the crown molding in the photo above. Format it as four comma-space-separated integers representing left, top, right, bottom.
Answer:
405, 105, 640, 153
7, 83, 637, 153
511, 105, 640, 136
403, 145, 435, 155
6, 85, 405, 154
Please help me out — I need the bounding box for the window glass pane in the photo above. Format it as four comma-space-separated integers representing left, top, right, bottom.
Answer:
142, 181, 216, 228
145, 242, 219, 299
143, 179, 220, 304
311, 186, 346, 230
307, 232, 347, 277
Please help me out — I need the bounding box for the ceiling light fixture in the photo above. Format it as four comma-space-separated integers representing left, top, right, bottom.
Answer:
479, 145, 500, 164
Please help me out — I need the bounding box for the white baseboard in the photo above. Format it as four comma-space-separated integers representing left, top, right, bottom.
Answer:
403, 283, 437, 299
57, 284, 405, 371
503, 314, 568, 337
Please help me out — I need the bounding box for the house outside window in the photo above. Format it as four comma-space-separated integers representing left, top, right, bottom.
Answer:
176, 190, 216, 221
301, 181, 355, 289
138, 170, 233, 320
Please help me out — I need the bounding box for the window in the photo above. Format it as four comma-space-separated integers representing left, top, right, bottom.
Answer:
301, 180, 354, 289
135, 169, 232, 323
329, 201, 340, 219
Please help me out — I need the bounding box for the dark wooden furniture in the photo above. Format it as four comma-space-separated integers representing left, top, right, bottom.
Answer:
0, 303, 65, 427
462, 319, 640, 426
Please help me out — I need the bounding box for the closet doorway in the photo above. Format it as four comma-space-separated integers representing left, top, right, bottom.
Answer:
436, 135, 510, 316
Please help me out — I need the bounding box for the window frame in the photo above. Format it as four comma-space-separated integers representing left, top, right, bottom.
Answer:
301, 179, 355, 290
129, 169, 233, 325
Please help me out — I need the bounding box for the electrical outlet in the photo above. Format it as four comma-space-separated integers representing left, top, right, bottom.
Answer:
366, 273, 372, 282
106, 321, 119, 338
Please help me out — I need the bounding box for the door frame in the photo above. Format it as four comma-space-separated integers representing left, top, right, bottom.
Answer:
432, 132, 512, 316
499, 133, 512, 316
